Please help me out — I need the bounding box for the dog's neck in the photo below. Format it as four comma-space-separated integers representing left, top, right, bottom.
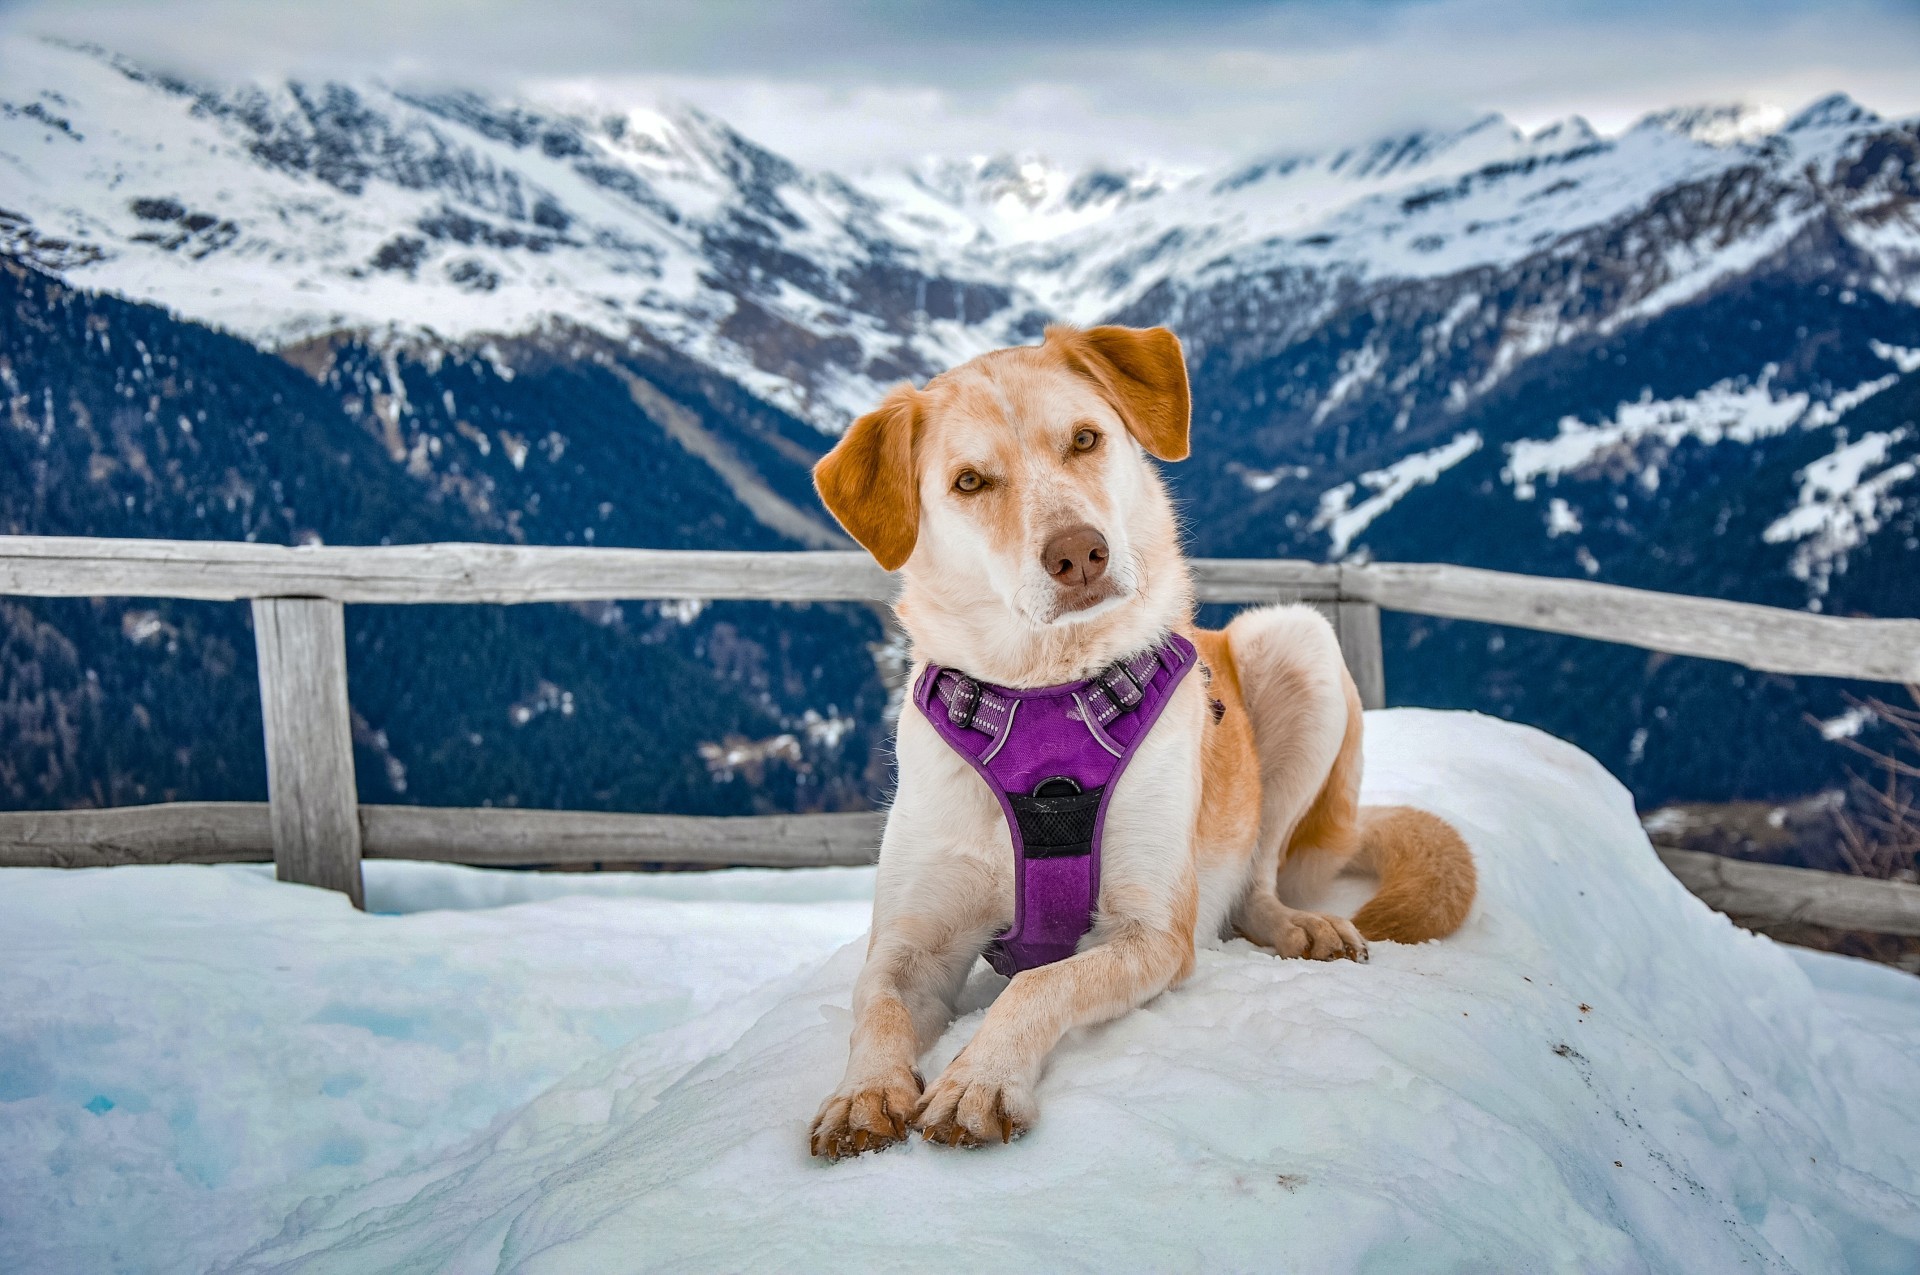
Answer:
896, 542, 1194, 689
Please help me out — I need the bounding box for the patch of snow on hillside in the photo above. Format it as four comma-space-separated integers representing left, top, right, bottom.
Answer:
1313, 431, 1482, 555
1506, 371, 1814, 499
1803, 373, 1900, 428
1311, 340, 1385, 425
195, 711, 1920, 1274
1544, 497, 1583, 537
1231, 461, 1313, 493
1764, 427, 1918, 596
1605, 202, 1819, 333
1819, 705, 1876, 741
1870, 339, 1920, 373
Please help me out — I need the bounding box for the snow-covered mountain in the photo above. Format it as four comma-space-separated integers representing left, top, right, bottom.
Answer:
0, 37, 1044, 428
4, 35, 1919, 813
12, 38, 1912, 442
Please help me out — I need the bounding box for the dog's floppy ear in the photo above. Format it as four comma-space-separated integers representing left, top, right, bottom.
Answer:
1049, 324, 1191, 462
814, 384, 923, 571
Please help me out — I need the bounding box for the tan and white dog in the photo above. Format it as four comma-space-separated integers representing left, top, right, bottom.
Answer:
808, 324, 1476, 1158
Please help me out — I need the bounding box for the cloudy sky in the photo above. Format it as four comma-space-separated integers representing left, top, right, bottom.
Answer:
7, 0, 1919, 167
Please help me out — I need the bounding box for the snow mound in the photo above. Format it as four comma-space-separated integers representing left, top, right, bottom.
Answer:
0, 861, 872, 1273
210, 710, 1920, 1274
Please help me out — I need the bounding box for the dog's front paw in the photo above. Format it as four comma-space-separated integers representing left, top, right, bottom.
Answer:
915, 1050, 1036, 1148
810, 1068, 923, 1161
1279, 909, 1368, 962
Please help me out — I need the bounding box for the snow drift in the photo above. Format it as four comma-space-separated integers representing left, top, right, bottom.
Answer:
5, 711, 1919, 1273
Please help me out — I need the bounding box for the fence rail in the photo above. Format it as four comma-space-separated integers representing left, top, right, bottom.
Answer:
0, 802, 886, 870
3, 534, 1917, 939
1655, 848, 1920, 938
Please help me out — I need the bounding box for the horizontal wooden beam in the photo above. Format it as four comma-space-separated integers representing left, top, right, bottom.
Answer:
0, 536, 897, 605
0, 536, 1343, 606
1192, 558, 1342, 602
1, 537, 1912, 680
9, 804, 1920, 939
1346, 562, 1920, 685
1656, 847, 1920, 937
357, 805, 884, 869
0, 802, 884, 870
0, 802, 273, 867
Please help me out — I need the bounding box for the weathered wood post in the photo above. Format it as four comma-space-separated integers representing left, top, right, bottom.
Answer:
1335, 600, 1387, 710
251, 597, 364, 908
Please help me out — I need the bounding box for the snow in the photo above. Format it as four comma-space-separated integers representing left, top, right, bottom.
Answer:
0, 38, 999, 430
1633, 103, 1790, 148
0, 861, 874, 1274
1818, 705, 1876, 741
5, 711, 1916, 1273
1505, 372, 1812, 499
1312, 430, 1482, 556
1870, 340, 1920, 374
1503, 368, 1907, 501
1764, 428, 1919, 596
859, 154, 1184, 247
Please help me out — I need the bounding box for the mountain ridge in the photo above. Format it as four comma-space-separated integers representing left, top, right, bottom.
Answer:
4, 37, 1919, 818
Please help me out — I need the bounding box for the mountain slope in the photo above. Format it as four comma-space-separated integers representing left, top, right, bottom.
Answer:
0, 37, 1035, 427
4, 37, 1919, 815
0, 258, 889, 814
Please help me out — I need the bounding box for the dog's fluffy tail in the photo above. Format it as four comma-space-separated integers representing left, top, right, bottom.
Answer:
1350, 805, 1476, 944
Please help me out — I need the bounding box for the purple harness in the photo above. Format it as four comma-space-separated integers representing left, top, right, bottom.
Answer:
913, 632, 1197, 977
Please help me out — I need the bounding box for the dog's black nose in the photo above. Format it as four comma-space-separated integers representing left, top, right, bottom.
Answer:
1042, 524, 1109, 588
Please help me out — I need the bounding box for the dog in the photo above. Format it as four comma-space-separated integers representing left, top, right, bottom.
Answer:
807, 324, 1476, 1158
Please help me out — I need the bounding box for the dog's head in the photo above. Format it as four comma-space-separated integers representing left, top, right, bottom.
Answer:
814, 325, 1190, 648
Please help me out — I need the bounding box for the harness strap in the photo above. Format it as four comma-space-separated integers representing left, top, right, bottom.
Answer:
930, 642, 1177, 739
916, 632, 1198, 977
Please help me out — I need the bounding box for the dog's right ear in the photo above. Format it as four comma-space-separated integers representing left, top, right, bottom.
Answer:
814, 385, 922, 571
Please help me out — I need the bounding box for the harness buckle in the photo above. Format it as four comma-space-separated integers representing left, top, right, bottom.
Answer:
1099, 663, 1143, 711
946, 675, 982, 730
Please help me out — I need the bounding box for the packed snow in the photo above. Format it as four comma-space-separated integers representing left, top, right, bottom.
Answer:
0, 862, 874, 1274
4, 711, 1917, 1273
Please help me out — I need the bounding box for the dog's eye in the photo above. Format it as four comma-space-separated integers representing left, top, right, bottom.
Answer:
1072, 428, 1100, 453
953, 469, 984, 493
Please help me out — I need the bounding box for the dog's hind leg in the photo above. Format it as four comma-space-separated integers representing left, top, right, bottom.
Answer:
1224, 604, 1369, 962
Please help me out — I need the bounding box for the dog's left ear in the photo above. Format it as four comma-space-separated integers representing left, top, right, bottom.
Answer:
813, 384, 923, 571
1049, 324, 1191, 462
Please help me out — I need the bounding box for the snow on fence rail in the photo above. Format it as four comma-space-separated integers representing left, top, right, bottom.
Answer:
1, 535, 1917, 935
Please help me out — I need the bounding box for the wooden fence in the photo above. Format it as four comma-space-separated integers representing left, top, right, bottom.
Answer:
2, 534, 1918, 935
